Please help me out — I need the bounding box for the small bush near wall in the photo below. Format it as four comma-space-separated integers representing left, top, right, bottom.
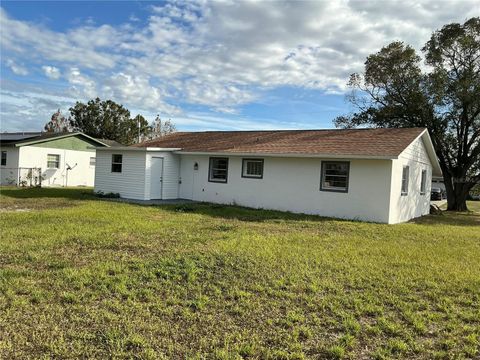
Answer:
94, 191, 120, 198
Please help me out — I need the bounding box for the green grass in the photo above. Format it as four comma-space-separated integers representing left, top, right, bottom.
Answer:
0, 187, 479, 359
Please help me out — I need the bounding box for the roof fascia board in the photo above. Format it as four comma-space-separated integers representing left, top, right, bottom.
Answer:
175, 151, 396, 160
15, 132, 110, 147
94, 147, 182, 151
398, 129, 442, 176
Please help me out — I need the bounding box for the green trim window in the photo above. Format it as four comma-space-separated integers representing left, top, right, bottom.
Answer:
209, 157, 228, 183
401, 166, 409, 196
111, 154, 123, 173
242, 158, 264, 179
320, 161, 350, 193
90, 157, 96, 167
47, 154, 60, 169
1, 151, 6, 166
420, 169, 427, 195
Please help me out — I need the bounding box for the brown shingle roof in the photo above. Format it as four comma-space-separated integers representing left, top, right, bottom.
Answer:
134, 128, 426, 157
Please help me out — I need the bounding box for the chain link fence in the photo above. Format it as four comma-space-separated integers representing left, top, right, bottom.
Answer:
0, 167, 43, 187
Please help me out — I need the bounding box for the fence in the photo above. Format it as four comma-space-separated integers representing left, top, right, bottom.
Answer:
0, 167, 43, 187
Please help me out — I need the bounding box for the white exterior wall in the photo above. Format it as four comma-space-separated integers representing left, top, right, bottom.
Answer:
145, 152, 180, 200
94, 150, 147, 199
18, 146, 96, 187
179, 155, 393, 223
389, 137, 432, 223
0, 147, 20, 185
94, 150, 181, 200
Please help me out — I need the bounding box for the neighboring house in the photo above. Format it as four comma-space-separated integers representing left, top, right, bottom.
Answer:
94, 128, 442, 224
0, 132, 119, 187
432, 175, 446, 192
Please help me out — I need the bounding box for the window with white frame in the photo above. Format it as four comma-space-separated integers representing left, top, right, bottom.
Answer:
111, 154, 123, 173
320, 161, 350, 192
208, 157, 228, 183
47, 154, 60, 169
401, 166, 409, 195
89, 157, 96, 166
242, 158, 264, 178
420, 169, 427, 195
1, 151, 6, 166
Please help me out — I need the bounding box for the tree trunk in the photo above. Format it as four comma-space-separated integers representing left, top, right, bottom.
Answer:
444, 172, 471, 211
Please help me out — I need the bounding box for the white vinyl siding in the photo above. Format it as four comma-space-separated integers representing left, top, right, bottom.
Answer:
95, 151, 147, 200
389, 135, 433, 223
95, 150, 180, 201
145, 152, 180, 200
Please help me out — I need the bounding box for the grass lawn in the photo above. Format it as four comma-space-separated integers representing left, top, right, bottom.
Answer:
0, 187, 479, 359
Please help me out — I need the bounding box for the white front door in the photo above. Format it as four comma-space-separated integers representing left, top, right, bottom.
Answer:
150, 157, 163, 199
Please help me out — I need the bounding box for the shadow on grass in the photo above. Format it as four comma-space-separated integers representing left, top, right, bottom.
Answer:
410, 209, 479, 227
160, 202, 348, 223
0, 187, 94, 200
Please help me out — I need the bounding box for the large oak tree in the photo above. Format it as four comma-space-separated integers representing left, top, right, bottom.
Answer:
335, 18, 480, 211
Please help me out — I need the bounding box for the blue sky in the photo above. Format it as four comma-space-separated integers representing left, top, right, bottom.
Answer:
1, 1, 478, 132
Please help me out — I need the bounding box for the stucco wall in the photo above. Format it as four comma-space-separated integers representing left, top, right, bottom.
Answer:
0, 147, 20, 185
18, 146, 96, 187
179, 155, 393, 223
389, 136, 432, 223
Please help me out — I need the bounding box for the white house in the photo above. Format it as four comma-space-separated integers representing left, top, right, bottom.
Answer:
0, 132, 118, 187
94, 128, 442, 224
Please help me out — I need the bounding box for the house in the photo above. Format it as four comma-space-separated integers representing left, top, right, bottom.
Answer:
93, 128, 442, 224
0, 132, 119, 187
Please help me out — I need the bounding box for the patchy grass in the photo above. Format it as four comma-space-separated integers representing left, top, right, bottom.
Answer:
0, 188, 479, 359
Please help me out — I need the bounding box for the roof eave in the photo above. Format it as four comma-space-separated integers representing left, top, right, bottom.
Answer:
94, 147, 182, 151
15, 132, 110, 147
175, 151, 397, 160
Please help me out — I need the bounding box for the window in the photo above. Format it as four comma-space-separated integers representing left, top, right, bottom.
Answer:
89, 157, 96, 166
420, 169, 427, 195
401, 166, 409, 195
47, 154, 60, 169
1, 151, 6, 166
111, 154, 123, 173
209, 157, 228, 183
242, 158, 264, 178
320, 161, 350, 192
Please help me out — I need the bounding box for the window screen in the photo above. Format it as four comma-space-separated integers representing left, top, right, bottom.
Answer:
47, 154, 60, 169
321, 161, 349, 192
209, 157, 228, 183
242, 159, 263, 178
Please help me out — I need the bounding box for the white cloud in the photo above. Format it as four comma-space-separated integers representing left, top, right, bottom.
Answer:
42, 65, 61, 79
102, 72, 180, 114
5, 59, 28, 75
66, 67, 97, 99
0, 0, 478, 128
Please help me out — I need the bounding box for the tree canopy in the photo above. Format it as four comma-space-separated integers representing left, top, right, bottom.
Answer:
335, 17, 480, 211
68, 98, 176, 145
44, 109, 72, 133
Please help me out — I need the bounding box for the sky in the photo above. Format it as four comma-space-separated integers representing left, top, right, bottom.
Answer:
0, 1, 478, 132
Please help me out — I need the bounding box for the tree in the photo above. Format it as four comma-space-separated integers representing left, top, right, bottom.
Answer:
69, 98, 150, 145
148, 115, 177, 139
335, 18, 480, 211
44, 109, 72, 133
